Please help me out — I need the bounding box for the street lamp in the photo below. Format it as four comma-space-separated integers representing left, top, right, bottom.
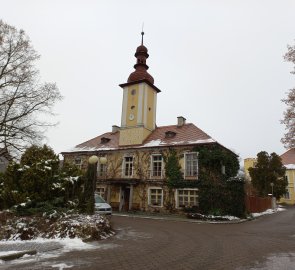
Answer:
99, 156, 107, 165
89, 155, 99, 165
270, 182, 276, 210
270, 182, 274, 196
99, 156, 109, 202
89, 155, 99, 191
84, 155, 99, 214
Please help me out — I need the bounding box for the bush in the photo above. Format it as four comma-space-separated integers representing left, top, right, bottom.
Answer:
199, 178, 246, 218
1, 144, 82, 212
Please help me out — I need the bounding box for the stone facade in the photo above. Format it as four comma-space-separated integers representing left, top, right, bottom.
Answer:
63, 144, 211, 213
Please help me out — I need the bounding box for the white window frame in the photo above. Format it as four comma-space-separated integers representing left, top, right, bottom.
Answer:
151, 154, 163, 178
148, 187, 163, 207
184, 152, 198, 178
175, 188, 199, 208
96, 186, 105, 198
97, 161, 107, 177
74, 157, 82, 169
123, 156, 134, 177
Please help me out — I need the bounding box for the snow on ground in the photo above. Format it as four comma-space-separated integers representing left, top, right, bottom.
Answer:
0, 251, 21, 256
51, 263, 73, 269
251, 205, 286, 218
0, 236, 117, 266
237, 252, 295, 270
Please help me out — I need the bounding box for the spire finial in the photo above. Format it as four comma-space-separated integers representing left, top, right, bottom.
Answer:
141, 23, 144, 45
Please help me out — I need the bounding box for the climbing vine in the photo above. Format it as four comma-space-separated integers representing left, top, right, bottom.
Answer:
194, 144, 240, 181
163, 148, 183, 189
193, 144, 245, 218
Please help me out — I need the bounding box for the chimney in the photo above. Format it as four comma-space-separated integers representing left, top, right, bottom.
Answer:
112, 125, 120, 133
177, 116, 186, 127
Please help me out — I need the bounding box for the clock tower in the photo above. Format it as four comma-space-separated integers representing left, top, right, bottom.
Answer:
119, 32, 161, 146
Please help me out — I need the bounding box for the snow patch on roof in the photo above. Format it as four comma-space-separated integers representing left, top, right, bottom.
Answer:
142, 138, 215, 147
65, 137, 216, 153
65, 146, 116, 152
142, 139, 165, 147
187, 138, 216, 144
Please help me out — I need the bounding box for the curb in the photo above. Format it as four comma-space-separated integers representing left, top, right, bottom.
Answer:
112, 213, 248, 224
0, 249, 37, 261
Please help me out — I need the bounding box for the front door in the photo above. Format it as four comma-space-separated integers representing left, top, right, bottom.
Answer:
124, 188, 130, 211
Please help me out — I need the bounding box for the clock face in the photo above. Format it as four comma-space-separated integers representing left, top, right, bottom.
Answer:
129, 113, 135, 121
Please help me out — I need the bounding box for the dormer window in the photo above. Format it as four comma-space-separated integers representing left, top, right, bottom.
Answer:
165, 131, 176, 138
101, 137, 111, 144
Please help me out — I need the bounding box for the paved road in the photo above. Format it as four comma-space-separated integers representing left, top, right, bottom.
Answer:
2, 207, 295, 270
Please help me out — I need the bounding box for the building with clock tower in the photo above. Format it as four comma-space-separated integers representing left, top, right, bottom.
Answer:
62, 33, 238, 213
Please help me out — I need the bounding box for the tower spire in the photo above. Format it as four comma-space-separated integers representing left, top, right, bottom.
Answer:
141, 23, 144, 45
141, 31, 144, 45
126, 30, 154, 85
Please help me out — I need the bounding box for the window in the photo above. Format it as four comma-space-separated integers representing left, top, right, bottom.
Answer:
177, 189, 198, 208
283, 189, 290, 199
151, 155, 163, 177
97, 162, 107, 177
124, 156, 133, 177
74, 157, 82, 169
185, 152, 198, 177
101, 137, 111, 144
165, 131, 176, 138
96, 187, 105, 198
148, 188, 163, 206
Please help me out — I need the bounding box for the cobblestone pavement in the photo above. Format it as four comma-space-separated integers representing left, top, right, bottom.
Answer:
1, 207, 295, 270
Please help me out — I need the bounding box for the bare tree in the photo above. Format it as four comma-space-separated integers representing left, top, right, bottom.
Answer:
281, 43, 295, 149
0, 20, 62, 156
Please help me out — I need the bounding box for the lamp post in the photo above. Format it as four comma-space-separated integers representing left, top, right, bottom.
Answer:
89, 155, 99, 190
270, 182, 274, 196
99, 156, 109, 202
270, 182, 276, 210
84, 155, 98, 214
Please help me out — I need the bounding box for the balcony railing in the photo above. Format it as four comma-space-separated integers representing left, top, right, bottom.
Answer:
149, 169, 165, 179
97, 168, 198, 180
96, 169, 166, 179
182, 169, 198, 180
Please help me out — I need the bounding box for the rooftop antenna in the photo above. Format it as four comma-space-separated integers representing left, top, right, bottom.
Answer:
141, 22, 144, 45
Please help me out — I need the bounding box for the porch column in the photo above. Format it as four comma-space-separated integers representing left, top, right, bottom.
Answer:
129, 184, 133, 211
119, 186, 123, 212
107, 184, 111, 203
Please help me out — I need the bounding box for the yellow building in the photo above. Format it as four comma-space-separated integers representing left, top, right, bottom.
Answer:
279, 148, 295, 205
244, 158, 257, 181
62, 33, 237, 213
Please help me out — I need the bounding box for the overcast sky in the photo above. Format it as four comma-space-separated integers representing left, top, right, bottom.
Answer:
1, 0, 295, 162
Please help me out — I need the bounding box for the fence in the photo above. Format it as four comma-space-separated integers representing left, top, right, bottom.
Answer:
245, 195, 272, 213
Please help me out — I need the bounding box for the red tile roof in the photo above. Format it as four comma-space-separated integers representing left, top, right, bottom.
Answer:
144, 123, 213, 146
63, 123, 221, 153
280, 148, 295, 165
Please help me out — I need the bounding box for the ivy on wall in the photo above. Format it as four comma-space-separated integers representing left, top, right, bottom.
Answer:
163, 148, 183, 189
194, 144, 240, 181
193, 144, 245, 218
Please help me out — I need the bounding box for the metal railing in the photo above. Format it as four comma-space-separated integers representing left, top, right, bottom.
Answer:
97, 168, 199, 180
